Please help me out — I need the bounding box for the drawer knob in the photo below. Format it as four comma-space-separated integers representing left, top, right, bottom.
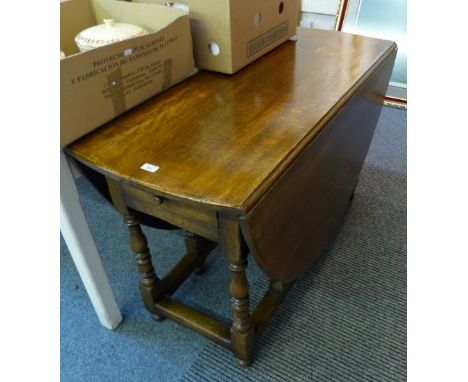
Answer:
153, 195, 164, 205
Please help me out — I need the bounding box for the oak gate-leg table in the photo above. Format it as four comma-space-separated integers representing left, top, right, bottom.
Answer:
66, 28, 396, 367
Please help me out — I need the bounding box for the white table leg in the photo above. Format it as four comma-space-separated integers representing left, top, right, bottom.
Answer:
60, 150, 123, 329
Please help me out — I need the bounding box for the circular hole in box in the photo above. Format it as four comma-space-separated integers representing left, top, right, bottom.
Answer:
254, 13, 262, 26
164, 2, 190, 14
279, 1, 284, 14
208, 42, 220, 56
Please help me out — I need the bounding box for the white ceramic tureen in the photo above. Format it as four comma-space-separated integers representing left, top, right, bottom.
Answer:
75, 18, 149, 52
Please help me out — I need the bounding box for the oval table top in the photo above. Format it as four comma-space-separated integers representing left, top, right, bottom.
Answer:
67, 28, 396, 214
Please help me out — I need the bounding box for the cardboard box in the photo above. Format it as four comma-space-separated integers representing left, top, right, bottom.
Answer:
134, 0, 299, 74
60, 0, 195, 148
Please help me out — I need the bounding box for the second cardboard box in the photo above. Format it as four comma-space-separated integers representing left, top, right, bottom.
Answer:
136, 0, 299, 74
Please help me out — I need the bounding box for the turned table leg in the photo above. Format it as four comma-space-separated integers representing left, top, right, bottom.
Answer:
124, 212, 165, 321
184, 231, 207, 275
107, 178, 164, 320
219, 215, 255, 367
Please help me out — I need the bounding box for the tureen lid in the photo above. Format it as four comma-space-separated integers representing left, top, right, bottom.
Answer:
75, 19, 149, 51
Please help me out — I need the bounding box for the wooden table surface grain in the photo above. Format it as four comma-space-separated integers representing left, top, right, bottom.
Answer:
68, 28, 396, 213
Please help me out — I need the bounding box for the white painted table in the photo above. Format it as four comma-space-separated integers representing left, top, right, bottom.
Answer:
60, 150, 123, 329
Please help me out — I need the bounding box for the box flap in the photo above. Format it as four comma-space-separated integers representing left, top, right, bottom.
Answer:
60, 0, 96, 55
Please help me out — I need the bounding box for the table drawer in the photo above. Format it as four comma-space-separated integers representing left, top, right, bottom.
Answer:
120, 183, 219, 242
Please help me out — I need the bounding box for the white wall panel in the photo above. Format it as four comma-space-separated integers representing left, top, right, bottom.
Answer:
301, 0, 340, 15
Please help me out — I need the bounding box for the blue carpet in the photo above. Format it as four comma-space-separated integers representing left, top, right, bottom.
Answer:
61, 106, 406, 381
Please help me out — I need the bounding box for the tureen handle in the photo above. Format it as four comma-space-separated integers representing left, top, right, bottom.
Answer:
103, 18, 115, 27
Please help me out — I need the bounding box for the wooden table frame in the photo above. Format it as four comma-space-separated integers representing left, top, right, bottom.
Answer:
106, 176, 297, 366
